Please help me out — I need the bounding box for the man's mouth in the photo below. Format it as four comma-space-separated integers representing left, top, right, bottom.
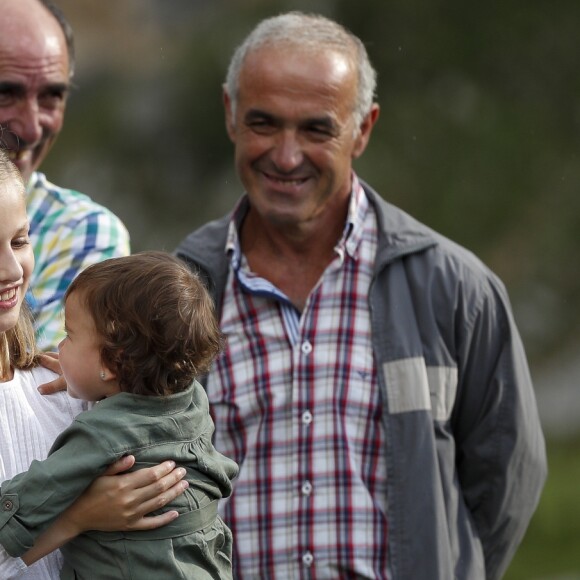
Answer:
5, 149, 31, 163
0, 131, 32, 164
263, 172, 309, 187
271, 177, 307, 186
6, 149, 18, 161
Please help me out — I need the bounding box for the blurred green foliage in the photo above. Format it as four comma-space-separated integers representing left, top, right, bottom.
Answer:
506, 436, 580, 579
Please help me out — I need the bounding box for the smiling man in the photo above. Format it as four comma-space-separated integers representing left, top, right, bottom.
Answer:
176, 11, 547, 580
0, 0, 129, 350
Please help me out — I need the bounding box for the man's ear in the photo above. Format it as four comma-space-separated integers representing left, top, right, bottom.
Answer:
223, 86, 236, 142
352, 103, 380, 159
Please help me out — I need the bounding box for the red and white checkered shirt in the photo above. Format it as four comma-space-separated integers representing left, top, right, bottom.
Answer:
207, 177, 389, 579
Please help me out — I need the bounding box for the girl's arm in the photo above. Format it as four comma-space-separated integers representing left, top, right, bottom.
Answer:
22, 455, 188, 565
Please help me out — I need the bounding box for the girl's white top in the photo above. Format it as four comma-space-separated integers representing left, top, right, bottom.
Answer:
0, 366, 85, 579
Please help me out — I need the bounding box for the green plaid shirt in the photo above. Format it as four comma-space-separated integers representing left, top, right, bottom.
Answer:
26, 172, 130, 350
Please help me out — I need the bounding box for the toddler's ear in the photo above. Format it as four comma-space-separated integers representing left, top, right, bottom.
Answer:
100, 366, 117, 381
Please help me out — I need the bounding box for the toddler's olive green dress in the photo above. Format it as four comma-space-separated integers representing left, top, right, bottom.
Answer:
0, 381, 238, 580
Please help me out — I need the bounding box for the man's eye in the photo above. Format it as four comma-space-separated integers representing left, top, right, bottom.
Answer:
306, 125, 334, 140
39, 90, 66, 109
249, 120, 275, 134
0, 89, 16, 106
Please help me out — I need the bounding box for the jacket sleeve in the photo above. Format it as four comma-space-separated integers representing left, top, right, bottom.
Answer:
0, 416, 116, 557
452, 274, 547, 580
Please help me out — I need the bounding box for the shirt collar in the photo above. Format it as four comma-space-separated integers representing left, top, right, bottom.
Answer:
25, 171, 42, 195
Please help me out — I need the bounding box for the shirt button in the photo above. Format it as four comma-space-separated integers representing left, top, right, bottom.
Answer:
302, 551, 314, 567
2, 500, 13, 511
302, 410, 313, 425
301, 481, 313, 496
301, 341, 313, 354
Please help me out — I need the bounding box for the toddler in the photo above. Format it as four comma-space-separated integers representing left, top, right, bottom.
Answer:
0, 251, 238, 579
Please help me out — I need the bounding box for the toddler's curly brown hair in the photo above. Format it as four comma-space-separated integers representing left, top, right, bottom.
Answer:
65, 251, 223, 396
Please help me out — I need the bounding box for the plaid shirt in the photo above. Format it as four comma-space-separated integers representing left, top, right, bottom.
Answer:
26, 171, 130, 350
207, 177, 389, 579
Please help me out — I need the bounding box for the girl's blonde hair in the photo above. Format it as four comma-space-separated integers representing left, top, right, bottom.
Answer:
0, 149, 39, 375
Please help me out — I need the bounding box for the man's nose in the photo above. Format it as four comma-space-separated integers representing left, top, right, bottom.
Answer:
11, 99, 44, 145
271, 130, 303, 172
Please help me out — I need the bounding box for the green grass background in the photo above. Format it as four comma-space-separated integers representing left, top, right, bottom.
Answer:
506, 436, 580, 580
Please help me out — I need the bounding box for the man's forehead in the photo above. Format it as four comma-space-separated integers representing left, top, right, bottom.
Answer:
0, 0, 67, 57
0, 37, 69, 85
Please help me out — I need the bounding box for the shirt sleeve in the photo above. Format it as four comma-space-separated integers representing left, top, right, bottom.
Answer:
0, 416, 117, 557
0, 546, 27, 579
28, 208, 130, 351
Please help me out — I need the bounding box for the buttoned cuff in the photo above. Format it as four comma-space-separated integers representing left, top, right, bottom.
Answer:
0, 493, 33, 557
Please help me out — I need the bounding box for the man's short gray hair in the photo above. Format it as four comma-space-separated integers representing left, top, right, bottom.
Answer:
224, 12, 377, 127
40, 0, 75, 78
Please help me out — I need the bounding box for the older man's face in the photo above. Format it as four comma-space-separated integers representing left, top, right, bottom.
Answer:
224, 44, 376, 233
0, 0, 70, 184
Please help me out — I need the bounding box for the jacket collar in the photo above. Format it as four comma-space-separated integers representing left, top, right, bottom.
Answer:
360, 180, 438, 268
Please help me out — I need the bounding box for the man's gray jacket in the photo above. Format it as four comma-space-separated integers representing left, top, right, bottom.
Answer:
175, 181, 547, 580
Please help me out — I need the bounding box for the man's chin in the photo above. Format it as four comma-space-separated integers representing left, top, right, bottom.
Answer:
10, 157, 36, 184
3, 144, 48, 183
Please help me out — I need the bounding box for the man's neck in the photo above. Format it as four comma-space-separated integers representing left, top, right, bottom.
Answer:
240, 203, 348, 310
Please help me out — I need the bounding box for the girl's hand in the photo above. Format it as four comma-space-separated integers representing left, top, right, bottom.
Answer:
37, 352, 66, 394
65, 455, 189, 533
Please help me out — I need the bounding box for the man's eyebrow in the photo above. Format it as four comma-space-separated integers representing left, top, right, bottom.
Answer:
0, 81, 25, 93
244, 109, 275, 122
303, 116, 336, 128
243, 109, 338, 130
38, 82, 70, 97
45, 82, 69, 92
0, 81, 70, 95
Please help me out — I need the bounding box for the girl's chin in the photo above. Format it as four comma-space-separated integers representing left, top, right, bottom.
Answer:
0, 311, 21, 334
